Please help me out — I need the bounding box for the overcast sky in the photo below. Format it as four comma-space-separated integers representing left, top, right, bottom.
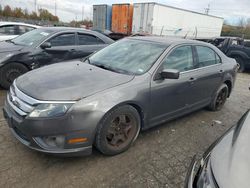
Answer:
1, 0, 250, 24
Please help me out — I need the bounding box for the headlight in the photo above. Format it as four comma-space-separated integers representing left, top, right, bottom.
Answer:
0, 53, 13, 63
28, 103, 74, 118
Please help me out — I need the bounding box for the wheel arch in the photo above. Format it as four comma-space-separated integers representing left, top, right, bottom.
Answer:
224, 80, 232, 97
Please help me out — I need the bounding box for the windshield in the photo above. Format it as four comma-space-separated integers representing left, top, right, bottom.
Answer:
89, 38, 167, 75
11, 28, 54, 46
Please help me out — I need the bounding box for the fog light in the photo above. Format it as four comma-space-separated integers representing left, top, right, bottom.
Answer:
43, 135, 65, 148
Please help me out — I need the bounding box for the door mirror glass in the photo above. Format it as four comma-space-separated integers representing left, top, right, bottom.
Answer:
40, 42, 51, 49
160, 69, 180, 79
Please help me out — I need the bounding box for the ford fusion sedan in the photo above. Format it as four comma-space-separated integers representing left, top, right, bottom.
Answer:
3, 37, 237, 156
186, 110, 250, 188
0, 27, 113, 89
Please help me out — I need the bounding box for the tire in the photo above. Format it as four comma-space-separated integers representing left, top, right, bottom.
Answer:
208, 84, 229, 111
235, 57, 245, 73
95, 105, 141, 156
0, 63, 28, 89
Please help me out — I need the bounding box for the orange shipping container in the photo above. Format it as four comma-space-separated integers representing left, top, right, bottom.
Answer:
112, 4, 133, 34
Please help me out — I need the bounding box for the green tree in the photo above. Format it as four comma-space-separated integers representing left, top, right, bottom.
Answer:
2, 5, 12, 17
13, 7, 24, 18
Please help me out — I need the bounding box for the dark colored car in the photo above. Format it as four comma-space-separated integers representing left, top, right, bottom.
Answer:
0, 27, 114, 89
186, 110, 250, 188
197, 37, 250, 72
93, 29, 128, 40
219, 38, 250, 72
3, 37, 237, 156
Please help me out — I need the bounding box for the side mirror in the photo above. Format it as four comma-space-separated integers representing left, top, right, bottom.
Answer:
40, 42, 51, 49
160, 69, 180, 79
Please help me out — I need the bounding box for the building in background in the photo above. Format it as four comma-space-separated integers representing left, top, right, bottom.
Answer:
93, 4, 112, 31
132, 2, 224, 38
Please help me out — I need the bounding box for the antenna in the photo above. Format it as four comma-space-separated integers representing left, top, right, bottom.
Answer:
205, 3, 210, 15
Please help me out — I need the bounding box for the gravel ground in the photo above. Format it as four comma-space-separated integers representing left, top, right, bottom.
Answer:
0, 73, 249, 188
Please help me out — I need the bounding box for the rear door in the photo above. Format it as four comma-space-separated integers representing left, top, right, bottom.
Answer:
187, 45, 223, 108
74, 32, 107, 58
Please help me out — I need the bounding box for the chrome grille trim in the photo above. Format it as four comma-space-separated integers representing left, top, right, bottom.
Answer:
7, 81, 76, 117
7, 93, 28, 116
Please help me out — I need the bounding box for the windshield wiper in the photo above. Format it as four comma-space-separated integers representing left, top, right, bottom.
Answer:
92, 63, 133, 75
6, 40, 16, 44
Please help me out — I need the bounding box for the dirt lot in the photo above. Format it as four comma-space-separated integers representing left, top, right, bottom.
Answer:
0, 73, 249, 188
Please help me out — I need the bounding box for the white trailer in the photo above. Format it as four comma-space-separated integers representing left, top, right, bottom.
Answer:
132, 3, 224, 38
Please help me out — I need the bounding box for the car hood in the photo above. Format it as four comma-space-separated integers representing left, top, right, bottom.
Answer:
0, 41, 23, 52
16, 61, 134, 101
210, 110, 250, 188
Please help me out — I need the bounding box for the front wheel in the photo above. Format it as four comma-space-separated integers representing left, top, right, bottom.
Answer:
0, 63, 28, 89
95, 105, 141, 155
208, 84, 229, 111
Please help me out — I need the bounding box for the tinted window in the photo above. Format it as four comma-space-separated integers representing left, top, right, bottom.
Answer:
18, 25, 35, 35
78, 33, 104, 45
0, 25, 18, 35
162, 46, 194, 72
49, 33, 75, 47
196, 46, 220, 67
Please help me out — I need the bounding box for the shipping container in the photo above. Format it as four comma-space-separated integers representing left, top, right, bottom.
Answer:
93, 4, 112, 31
112, 4, 133, 34
132, 2, 224, 38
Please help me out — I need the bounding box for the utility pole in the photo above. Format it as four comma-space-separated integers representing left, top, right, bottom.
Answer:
205, 3, 210, 15
54, 0, 57, 16
34, 0, 37, 13
82, 6, 84, 22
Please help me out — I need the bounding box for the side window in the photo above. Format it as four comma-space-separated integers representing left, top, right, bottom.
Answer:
48, 33, 75, 47
18, 26, 35, 35
162, 46, 194, 72
78, 33, 104, 45
196, 46, 220, 68
0, 25, 18, 35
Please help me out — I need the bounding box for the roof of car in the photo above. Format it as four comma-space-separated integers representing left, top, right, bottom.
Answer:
0, 21, 40, 28
129, 36, 206, 46
39, 27, 88, 32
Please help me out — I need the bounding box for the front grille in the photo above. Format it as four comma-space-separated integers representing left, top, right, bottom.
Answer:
7, 82, 35, 117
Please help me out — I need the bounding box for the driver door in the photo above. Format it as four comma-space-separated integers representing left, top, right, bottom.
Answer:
34, 32, 77, 66
149, 45, 195, 127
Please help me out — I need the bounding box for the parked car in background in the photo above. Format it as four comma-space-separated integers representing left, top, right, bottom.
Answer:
197, 37, 250, 72
218, 37, 250, 72
0, 27, 114, 89
186, 110, 250, 188
93, 29, 128, 40
0, 22, 40, 41
3, 37, 237, 156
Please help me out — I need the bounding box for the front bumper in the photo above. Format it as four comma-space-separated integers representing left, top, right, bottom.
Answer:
3, 99, 93, 156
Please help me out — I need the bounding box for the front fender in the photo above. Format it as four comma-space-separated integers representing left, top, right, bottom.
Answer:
69, 77, 151, 144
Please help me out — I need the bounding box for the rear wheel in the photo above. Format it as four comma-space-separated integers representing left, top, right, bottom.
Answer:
0, 63, 28, 89
208, 84, 228, 111
235, 57, 245, 73
95, 105, 141, 155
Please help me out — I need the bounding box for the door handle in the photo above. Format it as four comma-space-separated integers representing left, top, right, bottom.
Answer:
219, 70, 224, 73
70, 49, 76, 52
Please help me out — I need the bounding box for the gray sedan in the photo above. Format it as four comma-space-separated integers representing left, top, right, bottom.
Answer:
3, 37, 238, 156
